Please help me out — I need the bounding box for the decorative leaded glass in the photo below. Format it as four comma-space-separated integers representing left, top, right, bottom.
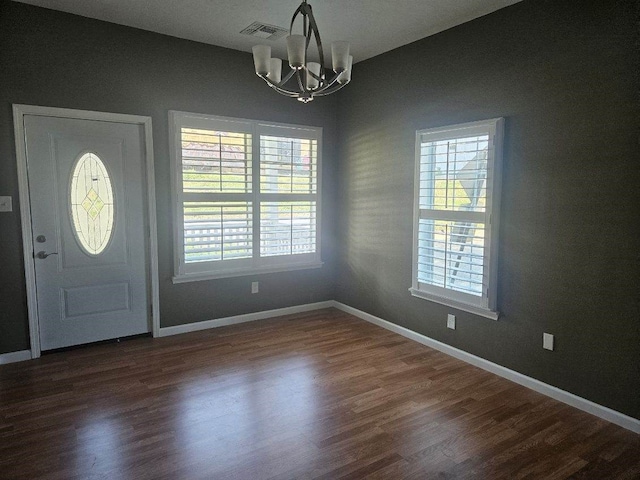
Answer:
70, 153, 114, 255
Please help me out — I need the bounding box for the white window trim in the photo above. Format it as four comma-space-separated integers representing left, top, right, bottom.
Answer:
410, 117, 504, 319
170, 111, 323, 283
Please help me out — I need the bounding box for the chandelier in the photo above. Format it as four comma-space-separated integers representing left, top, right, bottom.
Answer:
252, 0, 352, 103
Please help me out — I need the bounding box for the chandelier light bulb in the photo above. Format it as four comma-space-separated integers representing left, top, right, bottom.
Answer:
331, 41, 350, 72
306, 62, 321, 89
267, 58, 282, 83
337, 55, 353, 84
252, 45, 271, 76
286, 35, 306, 69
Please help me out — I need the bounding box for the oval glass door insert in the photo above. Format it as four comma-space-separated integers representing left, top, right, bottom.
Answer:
70, 152, 115, 255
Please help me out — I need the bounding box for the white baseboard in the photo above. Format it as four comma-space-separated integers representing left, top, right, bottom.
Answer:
0, 350, 32, 365
2, 300, 637, 433
158, 301, 335, 337
332, 301, 640, 434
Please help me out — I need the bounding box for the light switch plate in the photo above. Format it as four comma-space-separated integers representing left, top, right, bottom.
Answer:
251, 281, 259, 294
0, 196, 12, 212
543, 333, 554, 351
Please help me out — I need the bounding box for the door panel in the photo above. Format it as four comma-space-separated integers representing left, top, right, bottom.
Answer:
24, 115, 150, 350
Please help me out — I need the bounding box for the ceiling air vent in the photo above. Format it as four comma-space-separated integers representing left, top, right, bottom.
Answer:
240, 22, 288, 41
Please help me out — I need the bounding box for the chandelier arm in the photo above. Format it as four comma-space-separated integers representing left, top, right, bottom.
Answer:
272, 88, 303, 98
289, 3, 306, 34
259, 74, 303, 97
313, 80, 349, 97
295, 69, 306, 92
308, 69, 324, 84
276, 69, 297, 87
271, 86, 303, 98
271, 84, 304, 97
311, 70, 342, 94
305, 4, 326, 74
303, 4, 308, 37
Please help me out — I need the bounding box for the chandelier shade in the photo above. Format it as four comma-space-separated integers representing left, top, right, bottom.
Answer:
252, 0, 353, 103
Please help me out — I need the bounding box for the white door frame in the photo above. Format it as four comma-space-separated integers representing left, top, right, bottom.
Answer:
13, 104, 161, 358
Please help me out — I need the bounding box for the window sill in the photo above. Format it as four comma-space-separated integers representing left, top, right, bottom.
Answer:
173, 261, 324, 284
409, 288, 499, 320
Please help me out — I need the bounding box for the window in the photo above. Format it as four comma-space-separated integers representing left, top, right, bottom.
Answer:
170, 112, 322, 282
70, 152, 115, 255
410, 118, 504, 319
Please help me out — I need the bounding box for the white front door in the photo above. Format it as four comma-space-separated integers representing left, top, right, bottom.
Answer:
24, 115, 150, 351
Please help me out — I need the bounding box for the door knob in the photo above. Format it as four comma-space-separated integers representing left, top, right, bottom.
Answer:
35, 251, 58, 259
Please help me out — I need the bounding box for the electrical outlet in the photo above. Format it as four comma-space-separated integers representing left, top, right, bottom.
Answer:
0, 196, 12, 212
251, 281, 259, 294
543, 333, 554, 351
447, 314, 456, 330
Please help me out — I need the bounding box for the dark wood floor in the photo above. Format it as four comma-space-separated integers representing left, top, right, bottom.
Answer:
1, 308, 638, 479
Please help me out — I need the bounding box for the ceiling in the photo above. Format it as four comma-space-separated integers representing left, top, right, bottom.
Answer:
13, 0, 521, 63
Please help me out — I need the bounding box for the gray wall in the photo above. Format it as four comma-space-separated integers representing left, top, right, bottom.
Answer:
1, 0, 638, 420
0, 0, 339, 352
335, 0, 639, 419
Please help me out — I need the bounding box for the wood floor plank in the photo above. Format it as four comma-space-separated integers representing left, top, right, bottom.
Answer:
0, 308, 638, 479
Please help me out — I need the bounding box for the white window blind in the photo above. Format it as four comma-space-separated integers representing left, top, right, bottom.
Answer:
181, 128, 252, 194
183, 201, 252, 263
259, 134, 317, 259
260, 135, 317, 194
411, 118, 503, 319
260, 201, 317, 257
171, 112, 322, 281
